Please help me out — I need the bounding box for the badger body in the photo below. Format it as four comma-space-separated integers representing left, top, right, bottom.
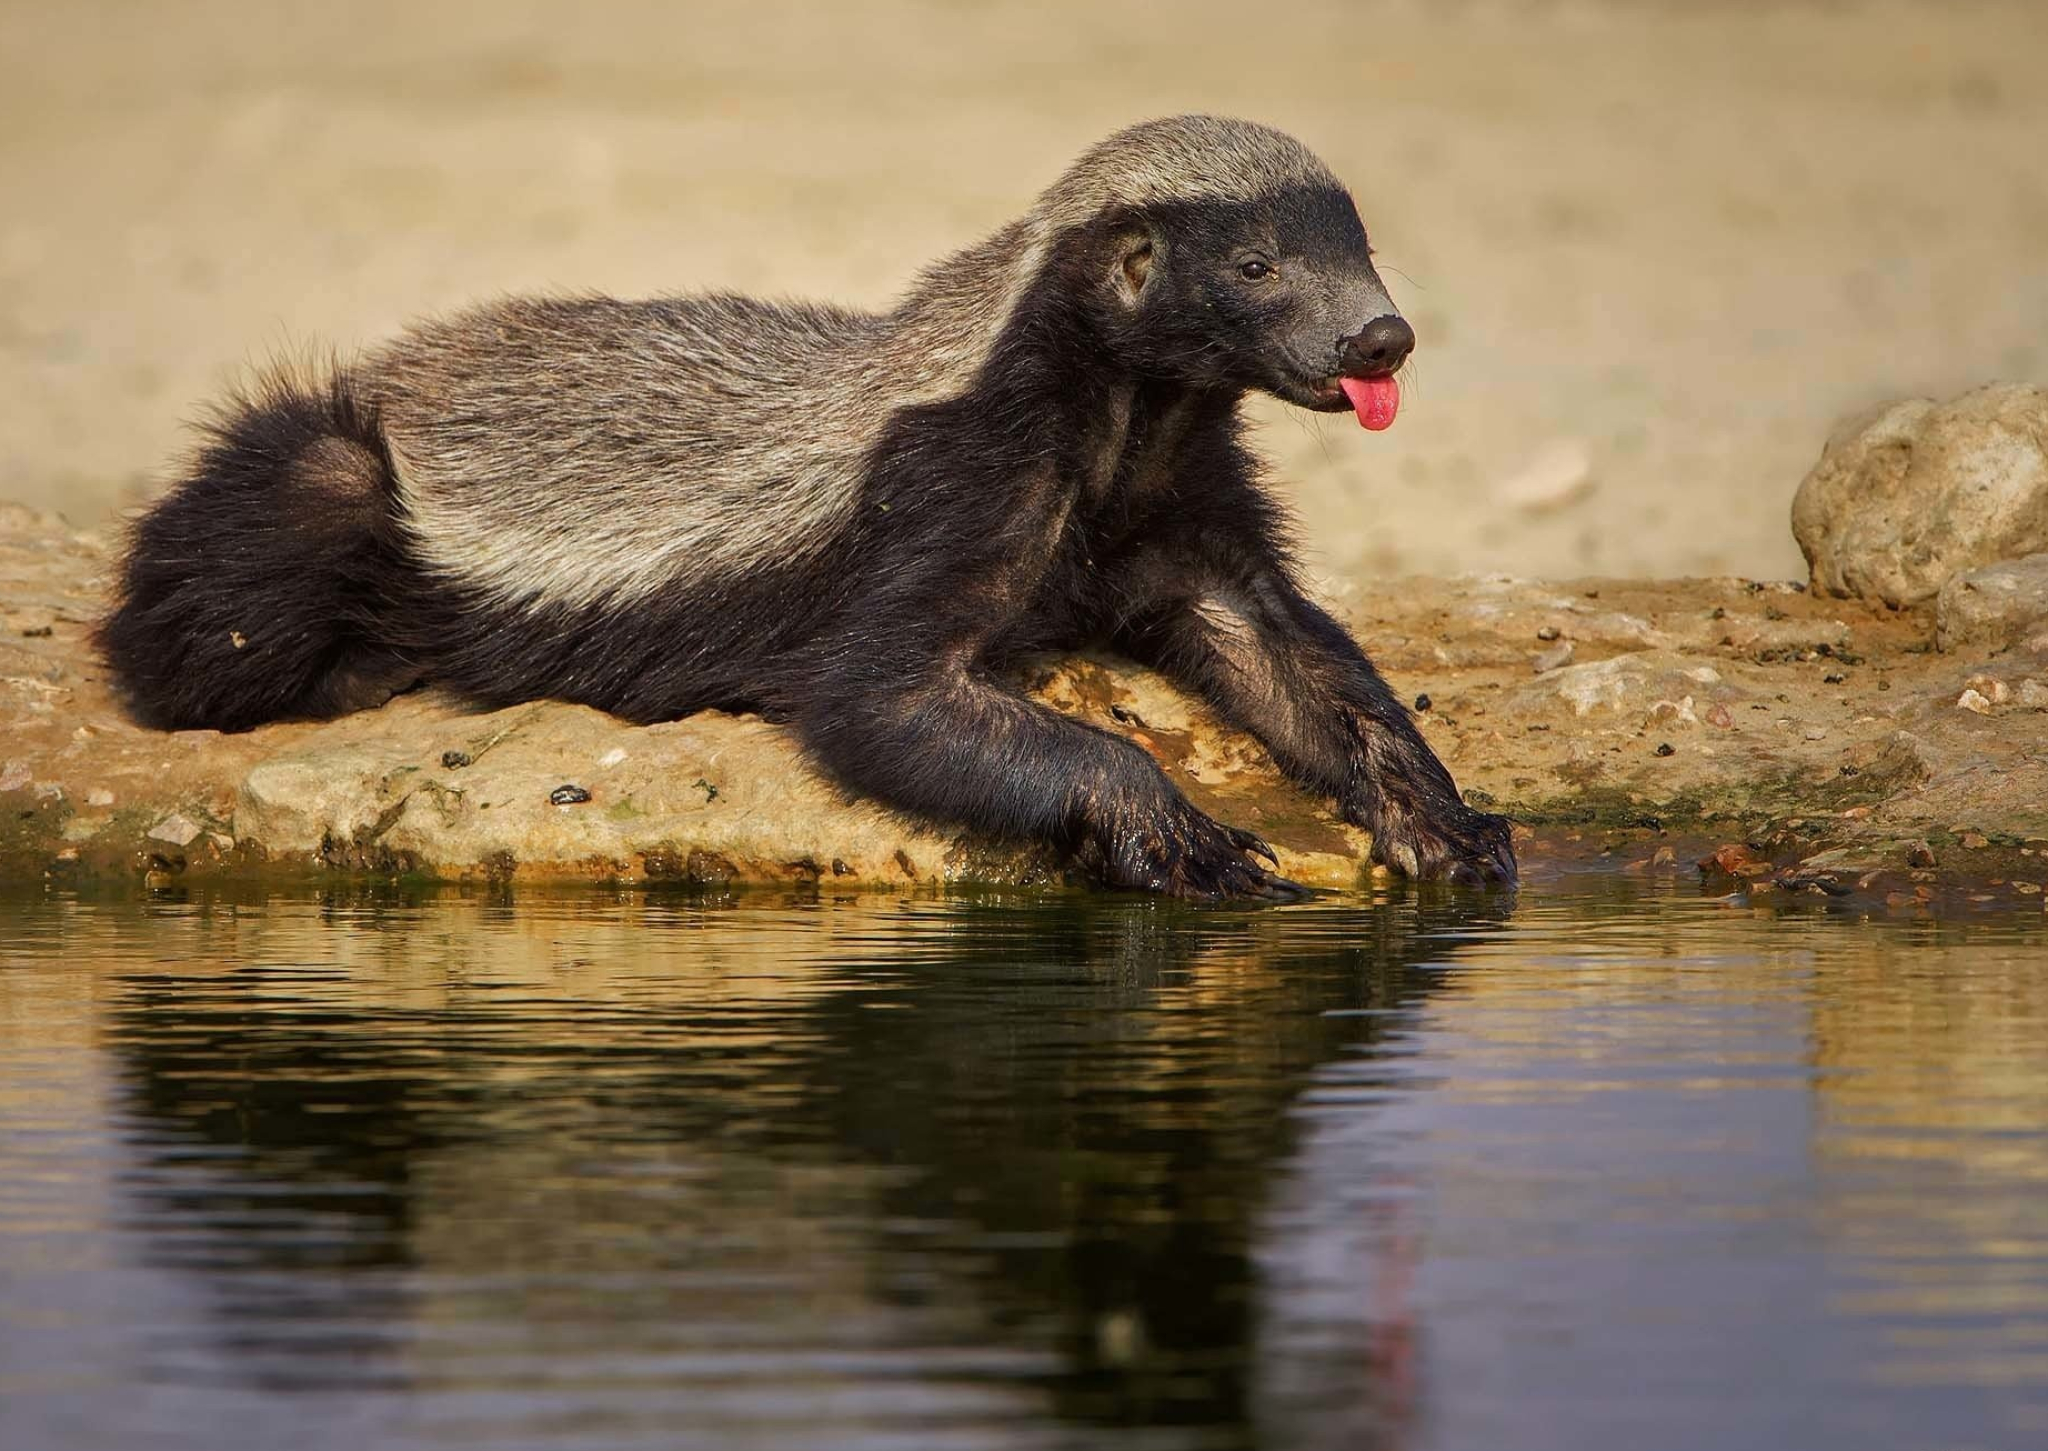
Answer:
101, 116, 1516, 896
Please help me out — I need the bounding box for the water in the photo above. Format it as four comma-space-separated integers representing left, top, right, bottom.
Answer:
2, 875, 2045, 1451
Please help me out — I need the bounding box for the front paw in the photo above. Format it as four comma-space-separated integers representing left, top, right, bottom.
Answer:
1351, 792, 1517, 887
1081, 795, 1309, 902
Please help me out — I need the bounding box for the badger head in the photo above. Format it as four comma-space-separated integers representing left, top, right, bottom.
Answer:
1047, 116, 1412, 430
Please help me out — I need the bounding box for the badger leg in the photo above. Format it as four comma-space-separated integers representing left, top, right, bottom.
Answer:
1110, 550, 1516, 888
97, 369, 416, 731
794, 663, 1303, 901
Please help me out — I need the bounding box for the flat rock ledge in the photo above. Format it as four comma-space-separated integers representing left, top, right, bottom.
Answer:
5, 505, 2046, 910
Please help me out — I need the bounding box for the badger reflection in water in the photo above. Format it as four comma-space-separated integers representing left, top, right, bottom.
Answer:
101, 885, 1514, 1448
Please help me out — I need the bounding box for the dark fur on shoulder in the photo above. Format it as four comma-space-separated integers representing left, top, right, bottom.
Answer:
99, 116, 1516, 896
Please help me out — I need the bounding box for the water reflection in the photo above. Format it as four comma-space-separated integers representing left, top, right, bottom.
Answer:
2, 881, 2045, 1451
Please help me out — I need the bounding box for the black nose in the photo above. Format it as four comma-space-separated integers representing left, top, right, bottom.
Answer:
1339, 314, 1415, 377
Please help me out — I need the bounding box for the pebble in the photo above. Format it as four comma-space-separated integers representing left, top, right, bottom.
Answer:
1905, 841, 1937, 868
1497, 439, 1595, 514
86, 787, 114, 807
1654, 742, 1675, 757
1414, 693, 1431, 712
1956, 688, 1993, 714
146, 812, 203, 847
549, 784, 592, 806
1536, 625, 1562, 642
441, 750, 471, 769
1960, 831, 1990, 849
1532, 640, 1575, 674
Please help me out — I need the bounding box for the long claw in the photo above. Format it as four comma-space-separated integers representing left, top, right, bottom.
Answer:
1228, 826, 1281, 869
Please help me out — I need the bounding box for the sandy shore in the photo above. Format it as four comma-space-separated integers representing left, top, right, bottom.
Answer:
3, 0, 2045, 583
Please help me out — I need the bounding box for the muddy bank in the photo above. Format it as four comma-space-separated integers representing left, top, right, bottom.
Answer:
5, 505, 2043, 910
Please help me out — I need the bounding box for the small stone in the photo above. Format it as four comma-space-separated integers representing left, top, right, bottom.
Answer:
1699, 843, 1772, 878
441, 750, 471, 769
86, 788, 114, 807
1414, 693, 1432, 712
598, 747, 628, 768
1533, 640, 1575, 674
1956, 688, 1993, 715
229, 631, 247, 650
1704, 702, 1734, 729
1905, 840, 1937, 868
0, 762, 29, 793
1654, 742, 1675, 757
1651, 846, 1677, 868
1803, 726, 1827, 741
1824, 672, 1846, 685
147, 812, 203, 847
1961, 831, 1990, 849
1536, 625, 1562, 642
2018, 680, 2048, 709
548, 784, 592, 806
1964, 675, 2011, 705
1497, 439, 1595, 514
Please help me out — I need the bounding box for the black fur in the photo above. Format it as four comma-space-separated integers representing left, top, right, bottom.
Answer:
100, 133, 1516, 897
98, 370, 420, 731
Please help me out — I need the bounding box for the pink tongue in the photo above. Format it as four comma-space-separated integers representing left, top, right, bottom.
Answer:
1339, 374, 1401, 431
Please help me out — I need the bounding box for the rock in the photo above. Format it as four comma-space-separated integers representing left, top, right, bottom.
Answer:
1936, 553, 2048, 652
1513, 651, 1721, 718
237, 749, 398, 855
146, 812, 203, 847
1699, 843, 1772, 879
1905, 840, 1937, 868
1792, 384, 2048, 608
1496, 439, 1595, 514
1956, 688, 1994, 715
1532, 640, 1575, 673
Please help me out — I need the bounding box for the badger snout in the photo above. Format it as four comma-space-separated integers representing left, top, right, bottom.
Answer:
1338, 315, 1414, 378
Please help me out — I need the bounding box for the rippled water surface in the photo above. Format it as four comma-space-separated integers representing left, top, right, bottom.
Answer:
3, 877, 2046, 1451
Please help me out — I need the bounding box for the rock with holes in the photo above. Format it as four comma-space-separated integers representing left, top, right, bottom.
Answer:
1793, 384, 2048, 608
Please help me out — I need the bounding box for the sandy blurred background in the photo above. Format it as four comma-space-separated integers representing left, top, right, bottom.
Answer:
2, 0, 2043, 581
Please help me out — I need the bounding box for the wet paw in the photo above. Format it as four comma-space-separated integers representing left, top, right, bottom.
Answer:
1083, 797, 1308, 902
1354, 794, 1518, 887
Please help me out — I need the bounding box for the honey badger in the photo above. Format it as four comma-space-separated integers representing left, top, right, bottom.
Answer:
100, 115, 1516, 896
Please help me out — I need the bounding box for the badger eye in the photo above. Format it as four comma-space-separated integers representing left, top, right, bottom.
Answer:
1237, 259, 1273, 281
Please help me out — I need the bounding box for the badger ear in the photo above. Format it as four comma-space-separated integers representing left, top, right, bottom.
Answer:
1114, 229, 1156, 309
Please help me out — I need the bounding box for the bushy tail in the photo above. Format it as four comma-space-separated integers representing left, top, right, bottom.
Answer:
97, 366, 418, 731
